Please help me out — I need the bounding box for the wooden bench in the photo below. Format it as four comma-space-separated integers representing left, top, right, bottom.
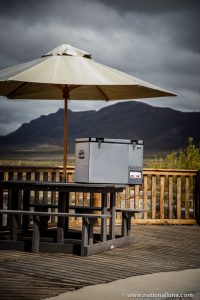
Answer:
116, 208, 145, 237
69, 205, 145, 237
0, 181, 138, 255
0, 209, 110, 256
28, 203, 59, 234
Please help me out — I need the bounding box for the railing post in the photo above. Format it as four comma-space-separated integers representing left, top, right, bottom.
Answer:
134, 185, 140, 219
34, 172, 40, 203
168, 175, 173, 219
43, 172, 48, 204
0, 171, 4, 227
17, 171, 23, 230
160, 175, 165, 219
177, 176, 182, 219
143, 175, 148, 219
125, 186, 130, 209
116, 192, 122, 224
7, 171, 14, 226
134, 185, 140, 209
151, 175, 156, 219
195, 171, 200, 225
185, 176, 190, 219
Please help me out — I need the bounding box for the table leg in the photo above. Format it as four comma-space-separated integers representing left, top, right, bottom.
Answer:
109, 192, 116, 240
101, 193, 107, 242
57, 191, 66, 243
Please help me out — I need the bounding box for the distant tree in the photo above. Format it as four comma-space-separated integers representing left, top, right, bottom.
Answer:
151, 137, 200, 170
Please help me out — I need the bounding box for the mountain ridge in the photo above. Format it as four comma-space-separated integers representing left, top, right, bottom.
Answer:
0, 101, 199, 153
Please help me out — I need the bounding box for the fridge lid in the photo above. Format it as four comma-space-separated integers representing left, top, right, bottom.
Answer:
75, 137, 143, 145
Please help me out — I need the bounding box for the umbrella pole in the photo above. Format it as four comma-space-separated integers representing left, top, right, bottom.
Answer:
63, 87, 69, 182
63, 98, 68, 182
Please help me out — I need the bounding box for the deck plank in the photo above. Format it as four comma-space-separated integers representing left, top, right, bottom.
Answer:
0, 225, 200, 300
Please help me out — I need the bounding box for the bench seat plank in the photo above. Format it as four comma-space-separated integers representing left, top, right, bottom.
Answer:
0, 209, 110, 218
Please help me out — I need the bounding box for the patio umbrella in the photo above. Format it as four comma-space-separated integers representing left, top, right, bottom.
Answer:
0, 43, 176, 181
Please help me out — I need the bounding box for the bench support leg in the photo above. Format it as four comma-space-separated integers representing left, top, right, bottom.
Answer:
11, 215, 18, 241
32, 219, 40, 253
122, 213, 133, 237
88, 222, 94, 245
127, 215, 132, 236
81, 217, 89, 256
122, 212, 128, 237
57, 227, 64, 243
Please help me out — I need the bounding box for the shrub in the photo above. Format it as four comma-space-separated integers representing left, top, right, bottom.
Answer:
150, 137, 200, 170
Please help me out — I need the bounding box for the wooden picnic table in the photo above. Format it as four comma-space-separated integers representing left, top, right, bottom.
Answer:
0, 180, 143, 255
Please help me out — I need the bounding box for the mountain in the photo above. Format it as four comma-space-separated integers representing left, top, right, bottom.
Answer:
0, 101, 200, 153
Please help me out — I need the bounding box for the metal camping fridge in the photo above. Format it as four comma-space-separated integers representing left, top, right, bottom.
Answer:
74, 138, 143, 185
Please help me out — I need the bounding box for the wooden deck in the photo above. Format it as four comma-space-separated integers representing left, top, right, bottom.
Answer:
0, 225, 200, 300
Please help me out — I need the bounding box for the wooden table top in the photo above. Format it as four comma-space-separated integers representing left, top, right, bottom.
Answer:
0, 180, 125, 193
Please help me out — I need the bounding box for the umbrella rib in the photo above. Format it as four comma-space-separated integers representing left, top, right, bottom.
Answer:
96, 86, 109, 101
69, 85, 81, 91
7, 82, 29, 99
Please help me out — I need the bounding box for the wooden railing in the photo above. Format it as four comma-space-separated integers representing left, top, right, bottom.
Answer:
0, 165, 199, 225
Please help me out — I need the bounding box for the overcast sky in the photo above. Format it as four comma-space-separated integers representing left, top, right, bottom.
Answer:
0, 0, 200, 135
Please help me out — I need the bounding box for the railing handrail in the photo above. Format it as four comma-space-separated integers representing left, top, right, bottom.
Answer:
0, 165, 71, 171
143, 168, 198, 176
0, 165, 198, 176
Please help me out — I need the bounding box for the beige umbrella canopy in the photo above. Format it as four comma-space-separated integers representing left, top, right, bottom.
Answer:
0, 43, 176, 180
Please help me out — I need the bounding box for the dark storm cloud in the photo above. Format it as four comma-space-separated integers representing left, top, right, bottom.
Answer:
0, 0, 54, 21
97, 0, 200, 14
98, 0, 200, 53
0, 0, 199, 134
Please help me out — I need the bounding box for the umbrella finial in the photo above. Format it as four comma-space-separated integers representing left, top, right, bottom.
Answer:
43, 44, 92, 59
